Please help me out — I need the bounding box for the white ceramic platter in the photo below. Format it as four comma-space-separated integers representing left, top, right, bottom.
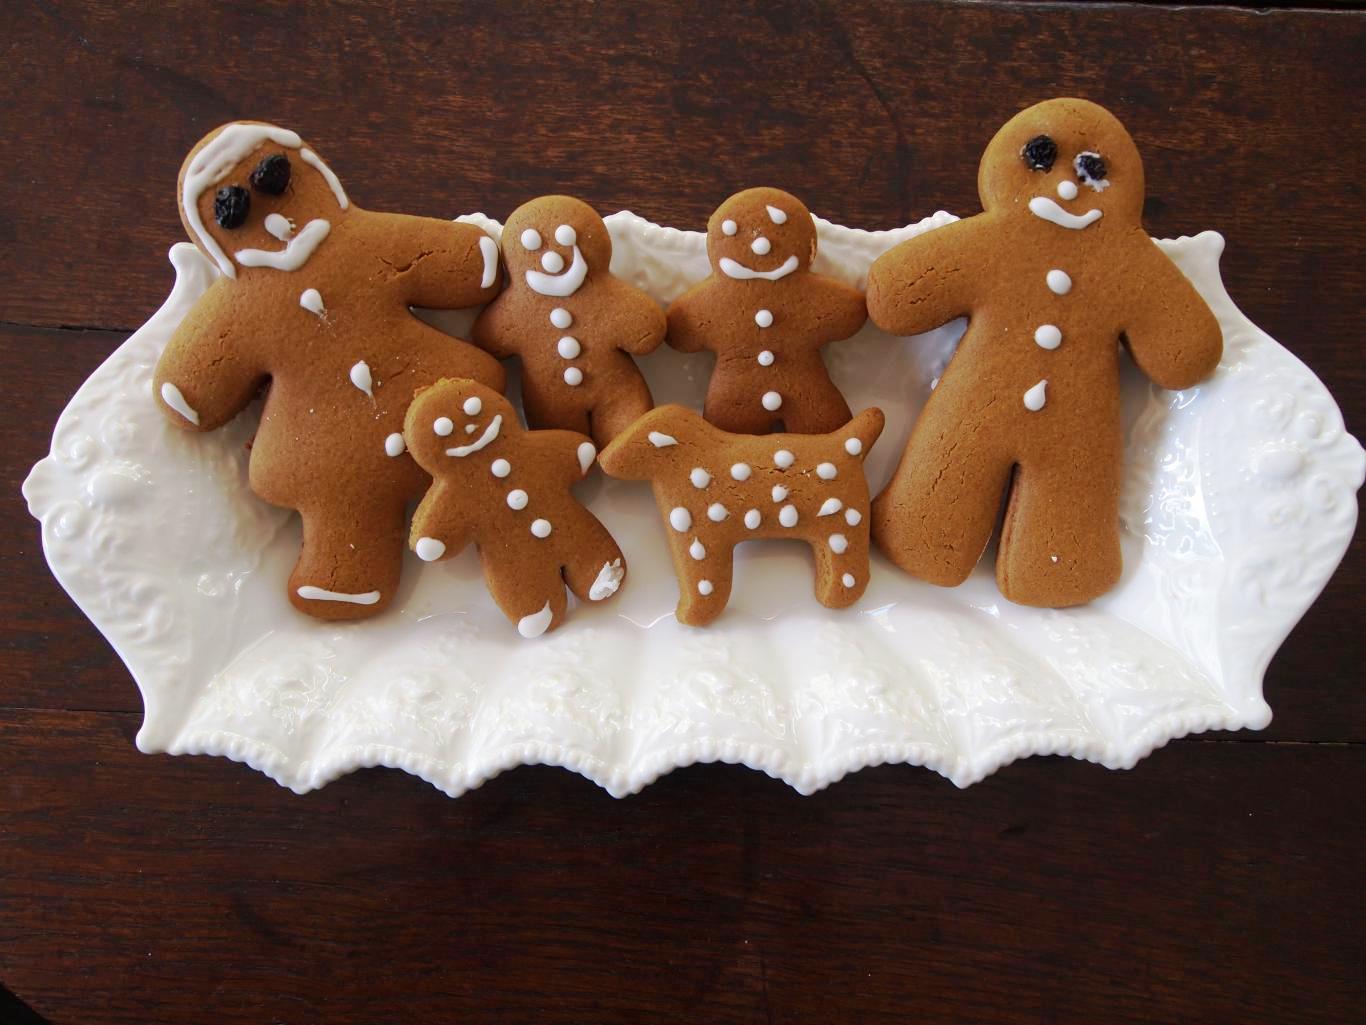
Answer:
22, 212, 1364, 795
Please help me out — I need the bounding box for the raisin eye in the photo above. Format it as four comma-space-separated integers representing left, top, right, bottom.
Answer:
213, 185, 250, 229
1075, 151, 1108, 187
250, 153, 292, 195
1021, 135, 1057, 171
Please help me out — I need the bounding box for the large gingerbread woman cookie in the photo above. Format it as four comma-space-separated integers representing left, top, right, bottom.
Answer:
153, 121, 504, 620
472, 195, 666, 447
666, 188, 867, 435
404, 380, 625, 638
866, 98, 1222, 607
599, 404, 884, 626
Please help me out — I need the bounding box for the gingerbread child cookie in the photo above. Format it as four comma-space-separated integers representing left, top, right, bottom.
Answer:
865, 98, 1222, 607
404, 379, 625, 637
599, 404, 884, 626
666, 188, 867, 435
471, 196, 666, 447
153, 121, 504, 620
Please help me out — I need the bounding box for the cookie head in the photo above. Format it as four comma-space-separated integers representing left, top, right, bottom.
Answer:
706, 187, 816, 282
404, 379, 516, 474
178, 121, 352, 279
978, 98, 1145, 228
501, 195, 610, 298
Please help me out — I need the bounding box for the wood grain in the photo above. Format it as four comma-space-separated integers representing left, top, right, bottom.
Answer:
1, 1, 1363, 1023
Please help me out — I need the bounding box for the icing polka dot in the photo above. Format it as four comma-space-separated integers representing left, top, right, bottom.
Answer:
550, 307, 572, 329
774, 450, 795, 469
707, 502, 728, 522
757, 350, 775, 366
563, 367, 584, 386
520, 228, 542, 250
730, 463, 751, 481
530, 518, 552, 538
690, 467, 711, 489
491, 458, 511, 478
1034, 324, 1062, 350
689, 538, 706, 561
542, 250, 565, 273
771, 485, 789, 503
844, 508, 861, 526
818, 497, 842, 516
778, 504, 799, 528
844, 438, 862, 456
558, 336, 581, 359
554, 224, 577, 246
744, 509, 761, 529
721, 219, 737, 236
669, 507, 692, 532
415, 537, 446, 562
507, 489, 529, 510
762, 391, 783, 411
698, 580, 714, 596
384, 432, 405, 457
842, 573, 856, 588
1046, 269, 1072, 295
755, 309, 774, 328
462, 396, 482, 416
433, 417, 454, 436
816, 462, 837, 480
1024, 379, 1048, 412
829, 533, 849, 554
1057, 179, 1079, 200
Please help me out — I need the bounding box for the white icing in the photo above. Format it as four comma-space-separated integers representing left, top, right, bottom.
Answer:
550, 308, 572, 329
1046, 269, 1072, 295
299, 288, 325, 316
160, 382, 199, 426
530, 518, 552, 538
296, 585, 379, 606
778, 504, 799, 527
235, 219, 330, 272
555, 224, 577, 246
349, 361, 373, 398
744, 509, 761, 529
1057, 180, 1079, 200
829, 533, 849, 554
721, 219, 737, 236
697, 580, 714, 596
757, 350, 775, 366
773, 450, 794, 469
507, 489, 529, 510
526, 245, 588, 297
298, 148, 349, 210
446, 414, 502, 456
264, 213, 293, 241
577, 442, 596, 476
818, 497, 842, 516
541, 250, 565, 274
415, 537, 446, 562
765, 205, 787, 224
433, 417, 454, 436
1024, 380, 1048, 412
841, 573, 855, 588
816, 462, 837, 480
730, 463, 751, 481
464, 424, 477, 434
844, 438, 862, 456
648, 431, 677, 448
563, 367, 584, 386
558, 336, 581, 359
1034, 324, 1062, 350
669, 507, 691, 532
517, 602, 553, 639
463, 396, 482, 416
521, 228, 542, 250
762, 391, 782, 411
479, 236, 499, 288
384, 432, 405, 457
491, 458, 511, 478
1029, 196, 1102, 230
707, 503, 728, 522
588, 559, 624, 601
755, 309, 773, 328
844, 508, 862, 526
771, 485, 788, 503
689, 538, 706, 561
719, 255, 799, 281
751, 236, 772, 255
690, 467, 711, 489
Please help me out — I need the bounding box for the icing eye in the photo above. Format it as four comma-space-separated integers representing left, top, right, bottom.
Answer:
249, 154, 291, 195
721, 219, 737, 236
520, 228, 542, 250
554, 224, 576, 246
462, 396, 482, 416
541, 250, 565, 273
1021, 135, 1058, 172
765, 205, 787, 224
213, 185, 250, 229
1074, 151, 1108, 189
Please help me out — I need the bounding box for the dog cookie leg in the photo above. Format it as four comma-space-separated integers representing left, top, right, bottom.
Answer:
810, 518, 871, 609
289, 501, 406, 620
670, 534, 734, 627
481, 549, 569, 638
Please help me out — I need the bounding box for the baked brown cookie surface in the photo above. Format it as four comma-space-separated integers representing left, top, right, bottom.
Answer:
472, 195, 666, 447
666, 188, 867, 435
152, 121, 504, 620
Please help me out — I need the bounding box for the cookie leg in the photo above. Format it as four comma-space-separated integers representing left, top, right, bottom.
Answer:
289, 502, 406, 621
777, 375, 852, 435
480, 547, 569, 638
703, 375, 778, 435
996, 453, 1123, 607
588, 375, 654, 447
670, 535, 734, 627
809, 522, 871, 609
560, 513, 627, 605
522, 376, 591, 436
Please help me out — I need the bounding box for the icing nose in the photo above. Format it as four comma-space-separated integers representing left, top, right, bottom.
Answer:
1056, 179, 1079, 201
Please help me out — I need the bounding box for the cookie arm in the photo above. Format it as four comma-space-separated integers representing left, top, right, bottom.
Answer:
530, 428, 597, 490
153, 283, 267, 432
613, 286, 668, 356
665, 283, 716, 354
470, 296, 521, 359
1120, 239, 1223, 391
378, 215, 502, 311
801, 275, 868, 347
865, 217, 985, 336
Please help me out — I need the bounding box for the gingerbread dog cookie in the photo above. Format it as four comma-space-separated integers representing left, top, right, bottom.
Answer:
472, 196, 666, 447
866, 98, 1222, 607
405, 379, 625, 638
667, 187, 867, 435
599, 404, 884, 626
153, 121, 504, 620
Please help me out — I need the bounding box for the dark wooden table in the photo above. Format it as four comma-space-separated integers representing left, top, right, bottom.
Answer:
2, 2, 1363, 1022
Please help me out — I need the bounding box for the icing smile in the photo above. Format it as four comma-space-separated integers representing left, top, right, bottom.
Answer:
235, 218, 332, 270
719, 254, 799, 281
525, 245, 588, 297
1027, 196, 1102, 230
447, 414, 502, 457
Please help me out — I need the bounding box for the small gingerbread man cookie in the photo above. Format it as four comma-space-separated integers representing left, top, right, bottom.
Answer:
666, 187, 866, 435
404, 379, 626, 638
153, 122, 504, 621
472, 196, 666, 447
599, 404, 884, 626
866, 98, 1222, 607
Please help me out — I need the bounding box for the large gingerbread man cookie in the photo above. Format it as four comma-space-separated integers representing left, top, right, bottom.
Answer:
599, 404, 884, 626
472, 195, 666, 447
153, 121, 504, 620
866, 98, 1222, 607
404, 380, 625, 638
666, 188, 867, 435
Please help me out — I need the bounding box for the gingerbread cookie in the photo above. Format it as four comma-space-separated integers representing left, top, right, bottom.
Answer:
404, 379, 625, 638
666, 187, 867, 435
472, 196, 666, 447
865, 98, 1222, 607
598, 404, 884, 626
153, 121, 504, 621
